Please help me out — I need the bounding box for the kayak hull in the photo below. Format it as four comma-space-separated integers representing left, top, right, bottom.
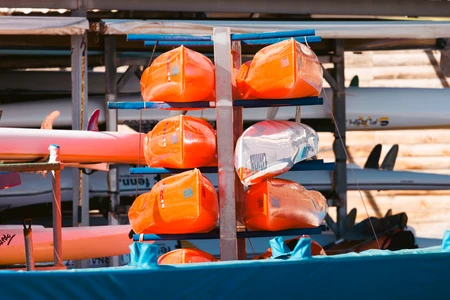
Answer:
0, 225, 132, 265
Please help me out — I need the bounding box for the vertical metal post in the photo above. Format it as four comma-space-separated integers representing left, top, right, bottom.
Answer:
71, 27, 89, 268
105, 36, 120, 267
71, 33, 90, 227
213, 27, 237, 261
49, 144, 63, 267
332, 39, 347, 238
232, 41, 247, 260
295, 107, 302, 123
23, 219, 35, 271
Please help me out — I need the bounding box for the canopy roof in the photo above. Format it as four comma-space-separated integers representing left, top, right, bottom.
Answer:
0, 16, 88, 35
101, 19, 450, 39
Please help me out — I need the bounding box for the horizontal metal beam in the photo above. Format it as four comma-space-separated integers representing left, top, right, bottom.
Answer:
3, 0, 450, 17
5, 0, 450, 17
0, 162, 61, 172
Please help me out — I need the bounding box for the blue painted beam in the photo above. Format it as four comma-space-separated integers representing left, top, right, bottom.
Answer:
128, 29, 316, 43
143, 35, 321, 47
132, 225, 325, 241
129, 160, 334, 175
231, 29, 315, 40
107, 97, 323, 110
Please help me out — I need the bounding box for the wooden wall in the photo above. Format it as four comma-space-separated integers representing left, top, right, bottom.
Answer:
319, 50, 450, 239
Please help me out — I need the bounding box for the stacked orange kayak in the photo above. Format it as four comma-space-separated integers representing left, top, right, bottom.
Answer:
243, 178, 327, 231
236, 38, 323, 99
158, 248, 218, 265
144, 115, 217, 169
128, 169, 219, 234
140, 46, 215, 103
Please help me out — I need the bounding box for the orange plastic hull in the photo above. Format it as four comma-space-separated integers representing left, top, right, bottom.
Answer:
0, 225, 132, 265
128, 169, 218, 234
243, 178, 328, 231
140, 46, 215, 103
236, 38, 323, 99
158, 248, 218, 265
144, 115, 217, 169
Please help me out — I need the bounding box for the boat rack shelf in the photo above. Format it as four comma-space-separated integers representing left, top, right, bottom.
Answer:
107, 97, 323, 110
133, 225, 327, 242
109, 27, 329, 261
130, 159, 334, 175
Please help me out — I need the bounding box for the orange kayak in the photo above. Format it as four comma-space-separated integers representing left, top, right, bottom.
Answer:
158, 248, 218, 265
236, 38, 323, 99
140, 46, 215, 103
144, 115, 217, 169
243, 178, 328, 231
128, 169, 219, 234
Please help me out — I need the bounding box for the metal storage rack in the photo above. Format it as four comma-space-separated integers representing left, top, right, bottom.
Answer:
0, 146, 64, 270
108, 27, 333, 261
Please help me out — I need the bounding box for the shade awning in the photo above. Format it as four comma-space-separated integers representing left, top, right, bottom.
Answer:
101, 19, 450, 39
0, 16, 89, 35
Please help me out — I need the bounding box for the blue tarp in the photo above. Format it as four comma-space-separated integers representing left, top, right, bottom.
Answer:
1, 231, 450, 299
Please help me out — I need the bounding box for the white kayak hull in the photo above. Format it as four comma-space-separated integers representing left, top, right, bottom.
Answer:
1, 87, 449, 130
0, 225, 133, 265
2, 165, 450, 211
0, 165, 156, 211
0, 128, 145, 164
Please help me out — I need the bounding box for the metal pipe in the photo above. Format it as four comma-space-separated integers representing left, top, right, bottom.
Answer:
23, 219, 35, 271
49, 144, 63, 267
332, 39, 348, 238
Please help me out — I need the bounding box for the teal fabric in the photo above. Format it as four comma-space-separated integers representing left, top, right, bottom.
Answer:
442, 230, 450, 252
128, 242, 158, 268
1, 231, 449, 299
270, 236, 312, 260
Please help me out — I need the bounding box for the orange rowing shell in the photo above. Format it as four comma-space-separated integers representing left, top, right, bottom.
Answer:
236, 38, 323, 100
144, 115, 217, 169
128, 169, 219, 234
140, 45, 215, 103
243, 178, 328, 231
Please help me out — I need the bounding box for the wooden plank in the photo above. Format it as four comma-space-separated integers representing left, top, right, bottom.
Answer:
375, 190, 450, 196
345, 65, 443, 80
371, 51, 440, 67
356, 79, 448, 88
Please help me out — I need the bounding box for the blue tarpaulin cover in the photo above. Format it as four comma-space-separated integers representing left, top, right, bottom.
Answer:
1, 230, 449, 299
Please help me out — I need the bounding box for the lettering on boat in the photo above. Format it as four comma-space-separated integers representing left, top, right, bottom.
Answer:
119, 177, 152, 188
183, 187, 194, 199
271, 197, 280, 208
250, 153, 267, 171
0, 233, 16, 246
347, 116, 389, 127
